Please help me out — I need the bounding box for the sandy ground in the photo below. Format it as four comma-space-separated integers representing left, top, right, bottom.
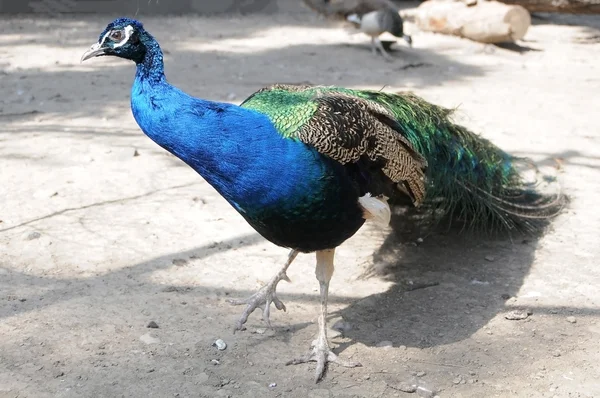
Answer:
1, 8, 599, 398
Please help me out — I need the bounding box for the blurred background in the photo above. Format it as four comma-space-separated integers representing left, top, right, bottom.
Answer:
1, 0, 288, 14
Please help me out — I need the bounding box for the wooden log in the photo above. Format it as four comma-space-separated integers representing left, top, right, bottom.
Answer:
500, 0, 600, 14
407, 0, 532, 43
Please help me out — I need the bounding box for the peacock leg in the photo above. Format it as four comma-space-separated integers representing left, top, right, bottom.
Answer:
286, 249, 362, 383
374, 37, 393, 61
227, 249, 298, 331
370, 37, 379, 57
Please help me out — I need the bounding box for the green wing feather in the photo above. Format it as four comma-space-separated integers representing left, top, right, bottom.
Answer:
242, 84, 428, 205
241, 84, 566, 232
241, 86, 319, 138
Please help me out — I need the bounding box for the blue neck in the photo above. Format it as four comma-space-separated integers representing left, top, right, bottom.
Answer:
129, 38, 316, 212
135, 35, 165, 83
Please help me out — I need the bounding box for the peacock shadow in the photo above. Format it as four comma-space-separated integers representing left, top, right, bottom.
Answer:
329, 207, 548, 351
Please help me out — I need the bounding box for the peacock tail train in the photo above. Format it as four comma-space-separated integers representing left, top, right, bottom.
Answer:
241, 84, 566, 234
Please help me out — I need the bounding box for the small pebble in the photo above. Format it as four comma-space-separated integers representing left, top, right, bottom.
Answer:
213, 339, 227, 351
252, 328, 266, 335
552, 350, 561, 357
24, 231, 41, 240
211, 359, 220, 365
566, 316, 577, 324
416, 237, 424, 243
505, 310, 530, 320
452, 377, 462, 384
416, 371, 426, 377
391, 382, 417, 393
140, 333, 160, 345
484, 255, 495, 262
147, 321, 159, 329
172, 258, 188, 266
268, 382, 277, 388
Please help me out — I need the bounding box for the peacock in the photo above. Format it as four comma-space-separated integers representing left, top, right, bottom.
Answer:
346, 8, 413, 60
81, 18, 565, 382
303, 0, 411, 60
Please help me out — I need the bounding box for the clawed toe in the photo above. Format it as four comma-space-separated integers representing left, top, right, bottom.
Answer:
227, 286, 287, 331
286, 340, 362, 382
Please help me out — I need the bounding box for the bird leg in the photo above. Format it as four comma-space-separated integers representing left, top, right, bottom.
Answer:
370, 37, 379, 57
286, 248, 361, 382
373, 37, 393, 61
227, 249, 298, 331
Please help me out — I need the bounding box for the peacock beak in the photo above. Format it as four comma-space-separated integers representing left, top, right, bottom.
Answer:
80, 42, 106, 63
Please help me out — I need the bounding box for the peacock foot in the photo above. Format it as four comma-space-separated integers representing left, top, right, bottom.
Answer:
226, 271, 290, 331
286, 334, 362, 383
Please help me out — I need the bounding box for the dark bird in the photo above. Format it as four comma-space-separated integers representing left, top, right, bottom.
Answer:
346, 8, 413, 60
81, 18, 565, 382
303, 0, 411, 60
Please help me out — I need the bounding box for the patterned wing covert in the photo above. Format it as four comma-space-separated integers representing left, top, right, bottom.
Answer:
241, 84, 427, 205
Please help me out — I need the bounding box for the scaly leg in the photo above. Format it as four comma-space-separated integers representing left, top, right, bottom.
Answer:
286, 249, 361, 382
228, 249, 298, 331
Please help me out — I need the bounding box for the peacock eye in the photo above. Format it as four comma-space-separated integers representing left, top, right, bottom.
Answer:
109, 30, 124, 41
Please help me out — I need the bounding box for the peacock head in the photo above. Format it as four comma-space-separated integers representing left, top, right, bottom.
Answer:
81, 18, 151, 64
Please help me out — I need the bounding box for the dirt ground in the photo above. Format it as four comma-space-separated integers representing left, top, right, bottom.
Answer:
1, 7, 599, 398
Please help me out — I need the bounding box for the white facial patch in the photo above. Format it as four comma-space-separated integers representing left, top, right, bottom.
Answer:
114, 25, 134, 48
99, 24, 134, 49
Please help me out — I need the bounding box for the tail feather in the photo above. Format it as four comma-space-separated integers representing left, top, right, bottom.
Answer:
356, 90, 567, 233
